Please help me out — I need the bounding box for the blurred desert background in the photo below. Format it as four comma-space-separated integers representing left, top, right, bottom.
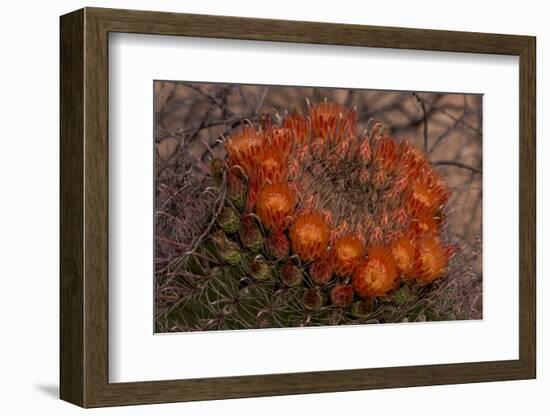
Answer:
154, 82, 482, 321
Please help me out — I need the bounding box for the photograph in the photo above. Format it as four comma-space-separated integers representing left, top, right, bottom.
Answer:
154, 82, 483, 332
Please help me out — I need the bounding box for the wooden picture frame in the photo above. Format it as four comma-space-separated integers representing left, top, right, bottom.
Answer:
60, 7, 536, 408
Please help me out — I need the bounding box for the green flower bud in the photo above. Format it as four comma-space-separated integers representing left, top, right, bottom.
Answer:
352, 298, 375, 319
227, 171, 245, 208
220, 244, 242, 266
392, 285, 415, 305
211, 229, 230, 247
251, 258, 272, 281
211, 230, 242, 266
240, 217, 263, 253
217, 206, 240, 234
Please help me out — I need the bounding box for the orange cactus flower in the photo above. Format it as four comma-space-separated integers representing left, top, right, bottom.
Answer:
415, 236, 449, 285
398, 139, 429, 176
309, 101, 356, 143
352, 246, 399, 298
373, 136, 399, 173
331, 235, 365, 277
406, 179, 433, 215
428, 172, 450, 206
245, 177, 260, 212
283, 111, 309, 146
255, 146, 287, 186
406, 175, 449, 217
256, 183, 295, 230
423, 168, 449, 204
390, 234, 417, 279
411, 211, 439, 236
225, 126, 265, 175
290, 212, 330, 261
266, 127, 294, 158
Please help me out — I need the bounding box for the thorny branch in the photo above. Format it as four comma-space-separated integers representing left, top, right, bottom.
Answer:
412, 92, 429, 152
433, 160, 481, 174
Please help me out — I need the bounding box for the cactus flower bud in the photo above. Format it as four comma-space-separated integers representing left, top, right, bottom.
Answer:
251, 258, 272, 281
303, 286, 323, 311
211, 230, 242, 266
280, 261, 303, 287
309, 258, 333, 285
220, 244, 242, 266
217, 206, 240, 234
351, 298, 375, 318
227, 171, 245, 208
391, 285, 415, 305
240, 217, 263, 253
330, 283, 354, 307
266, 229, 290, 259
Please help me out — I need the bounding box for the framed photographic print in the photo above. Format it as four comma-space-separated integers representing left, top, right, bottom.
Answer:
60, 7, 536, 408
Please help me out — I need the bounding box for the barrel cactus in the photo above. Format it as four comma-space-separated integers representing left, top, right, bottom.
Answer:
155, 99, 472, 332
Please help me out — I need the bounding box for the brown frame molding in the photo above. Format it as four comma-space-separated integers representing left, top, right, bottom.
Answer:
60, 7, 536, 408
